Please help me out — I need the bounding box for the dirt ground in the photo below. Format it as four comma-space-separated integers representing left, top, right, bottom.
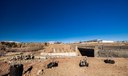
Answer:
0, 57, 128, 76
0, 43, 128, 76
40, 44, 76, 53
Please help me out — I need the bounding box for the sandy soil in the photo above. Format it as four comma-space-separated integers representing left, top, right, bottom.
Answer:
0, 43, 128, 76
28, 57, 128, 76
1, 57, 128, 76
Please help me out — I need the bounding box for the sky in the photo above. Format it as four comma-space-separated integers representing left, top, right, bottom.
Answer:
0, 0, 128, 42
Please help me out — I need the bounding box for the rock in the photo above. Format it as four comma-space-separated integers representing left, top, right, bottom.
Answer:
37, 69, 44, 75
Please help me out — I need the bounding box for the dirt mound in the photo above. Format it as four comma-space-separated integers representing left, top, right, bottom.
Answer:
42, 44, 76, 53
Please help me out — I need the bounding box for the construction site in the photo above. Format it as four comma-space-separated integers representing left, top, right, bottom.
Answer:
0, 42, 128, 76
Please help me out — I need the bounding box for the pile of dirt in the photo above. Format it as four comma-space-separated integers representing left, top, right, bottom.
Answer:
42, 44, 76, 53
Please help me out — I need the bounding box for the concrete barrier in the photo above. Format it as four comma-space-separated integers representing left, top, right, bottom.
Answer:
40, 52, 77, 57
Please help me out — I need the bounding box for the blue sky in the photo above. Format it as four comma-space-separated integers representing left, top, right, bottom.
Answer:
0, 0, 128, 42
